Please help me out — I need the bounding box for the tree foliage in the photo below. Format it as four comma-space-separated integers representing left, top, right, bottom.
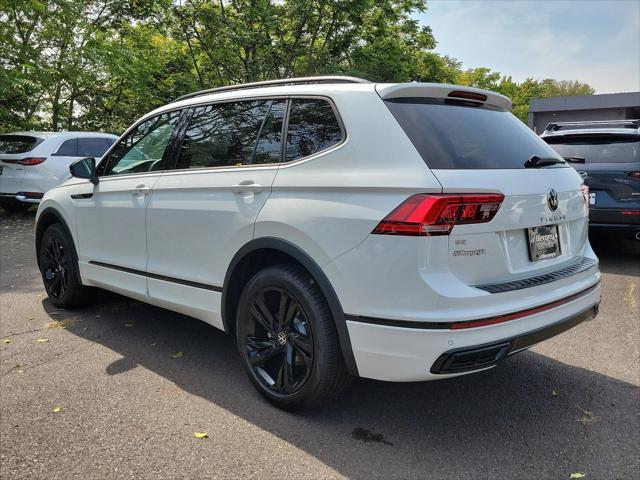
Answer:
0, 0, 595, 132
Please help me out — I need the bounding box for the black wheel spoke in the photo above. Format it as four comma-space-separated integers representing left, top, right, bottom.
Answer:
290, 332, 312, 356
281, 343, 295, 393
247, 338, 280, 367
249, 303, 273, 332
254, 295, 277, 331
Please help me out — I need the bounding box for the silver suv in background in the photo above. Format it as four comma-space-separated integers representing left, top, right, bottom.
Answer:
541, 120, 640, 240
0, 131, 118, 213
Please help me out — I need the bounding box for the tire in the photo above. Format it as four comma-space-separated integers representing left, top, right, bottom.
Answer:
0, 199, 31, 214
236, 264, 351, 411
38, 223, 89, 308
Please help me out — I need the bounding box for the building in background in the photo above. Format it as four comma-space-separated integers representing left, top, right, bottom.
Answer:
528, 92, 640, 133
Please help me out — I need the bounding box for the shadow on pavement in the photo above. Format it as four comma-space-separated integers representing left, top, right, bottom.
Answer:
47, 291, 639, 479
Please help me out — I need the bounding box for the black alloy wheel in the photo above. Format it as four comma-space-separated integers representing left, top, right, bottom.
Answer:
236, 264, 351, 410
41, 234, 69, 300
244, 287, 314, 394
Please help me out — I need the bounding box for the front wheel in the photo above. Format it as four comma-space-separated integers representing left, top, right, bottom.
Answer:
236, 264, 351, 410
38, 223, 90, 308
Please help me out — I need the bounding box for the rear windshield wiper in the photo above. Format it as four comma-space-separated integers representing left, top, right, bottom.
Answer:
524, 155, 566, 168
562, 156, 586, 163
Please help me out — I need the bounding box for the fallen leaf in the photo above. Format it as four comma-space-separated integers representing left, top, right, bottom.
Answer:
170, 351, 184, 359
570, 473, 586, 479
36, 338, 49, 343
578, 406, 597, 426
124, 322, 135, 327
193, 432, 208, 438
46, 320, 66, 329
2, 339, 10, 344
52, 407, 61, 413
552, 389, 558, 397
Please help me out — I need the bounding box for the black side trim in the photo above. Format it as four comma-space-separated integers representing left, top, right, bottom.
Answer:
345, 314, 450, 330
474, 257, 597, 294
223, 238, 359, 376
71, 193, 93, 199
430, 303, 598, 374
88, 261, 222, 292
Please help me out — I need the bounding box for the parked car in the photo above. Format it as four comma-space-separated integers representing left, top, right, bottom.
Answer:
0, 131, 118, 213
34, 76, 601, 410
541, 120, 640, 240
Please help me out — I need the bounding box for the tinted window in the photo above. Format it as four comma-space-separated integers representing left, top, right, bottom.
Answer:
0, 135, 42, 154
100, 111, 181, 176
385, 98, 565, 169
545, 136, 640, 164
285, 99, 343, 161
54, 139, 78, 156
176, 100, 280, 169
78, 138, 111, 157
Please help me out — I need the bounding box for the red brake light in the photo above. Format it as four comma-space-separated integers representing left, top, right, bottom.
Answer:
372, 193, 504, 236
4, 157, 47, 166
580, 184, 589, 207
625, 171, 640, 178
447, 90, 487, 102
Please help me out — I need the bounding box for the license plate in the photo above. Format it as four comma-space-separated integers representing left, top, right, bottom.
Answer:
527, 224, 561, 262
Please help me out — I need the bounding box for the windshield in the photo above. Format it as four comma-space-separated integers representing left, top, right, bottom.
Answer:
0, 135, 43, 154
384, 98, 564, 169
544, 136, 640, 164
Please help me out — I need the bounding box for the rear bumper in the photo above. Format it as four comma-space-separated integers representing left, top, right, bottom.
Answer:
430, 303, 598, 374
589, 208, 640, 226
346, 280, 601, 382
0, 192, 43, 204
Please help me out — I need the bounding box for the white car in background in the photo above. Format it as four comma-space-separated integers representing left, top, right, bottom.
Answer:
0, 131, 118, 213
34, 77, 601, 410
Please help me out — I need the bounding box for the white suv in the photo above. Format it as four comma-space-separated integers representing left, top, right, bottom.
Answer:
0, 131, 118, 212
34, 76, 601, 410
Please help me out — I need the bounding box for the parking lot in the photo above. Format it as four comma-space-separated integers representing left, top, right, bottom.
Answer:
0, 210, 638, 480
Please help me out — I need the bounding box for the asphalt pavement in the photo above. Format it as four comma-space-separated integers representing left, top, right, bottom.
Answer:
1, 209, 638, 479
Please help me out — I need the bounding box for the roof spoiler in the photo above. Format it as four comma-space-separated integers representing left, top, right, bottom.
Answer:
545, 119, 640, 132
375, 83, 512, 111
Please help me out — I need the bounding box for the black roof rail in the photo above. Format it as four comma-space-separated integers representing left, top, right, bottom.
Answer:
545, 119, 640, 132
174, 76, 372, 102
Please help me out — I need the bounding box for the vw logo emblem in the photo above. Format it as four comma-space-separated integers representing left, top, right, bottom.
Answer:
547, 189, 558, 212
276, 331, 287, 346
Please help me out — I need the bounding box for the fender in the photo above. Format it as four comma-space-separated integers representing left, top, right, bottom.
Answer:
222, 237, 359, 376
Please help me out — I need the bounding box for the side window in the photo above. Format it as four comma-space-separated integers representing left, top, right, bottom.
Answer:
78, 138, 111, 158
285, 99, 343, 162
100, 111, 182, 176
176, 100, 277, 170
53, 139, 78, 156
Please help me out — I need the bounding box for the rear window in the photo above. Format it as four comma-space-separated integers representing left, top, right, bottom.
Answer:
384, 98, 564, 169
544, 136, 639, 164
0, 135, 43, 154
78, 137, 112, 157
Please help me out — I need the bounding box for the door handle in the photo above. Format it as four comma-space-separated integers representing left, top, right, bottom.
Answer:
133, 184, 151, 195
232, 181, 263, 194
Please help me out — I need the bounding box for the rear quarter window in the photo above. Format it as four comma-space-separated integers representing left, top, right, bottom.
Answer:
0, 135, 43, 154
384, 98, 563, 169
285, 99, 343, 162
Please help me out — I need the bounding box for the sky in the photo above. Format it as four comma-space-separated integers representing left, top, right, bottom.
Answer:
417, 0, 640, 94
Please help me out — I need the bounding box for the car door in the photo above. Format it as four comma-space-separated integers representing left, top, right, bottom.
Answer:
73, 110, 183, 300
145, 98, 286, 328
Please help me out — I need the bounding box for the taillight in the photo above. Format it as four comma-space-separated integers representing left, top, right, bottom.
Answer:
3, 157, 46, 166
625, 171, 640, 179
372, 193, 504, 236
580, 184, 589, 207
448, 90, 487, 102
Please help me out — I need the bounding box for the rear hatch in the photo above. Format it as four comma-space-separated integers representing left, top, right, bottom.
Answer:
380, 89, 589, 287
543, 133, 640, 223
0, 135, 44, 193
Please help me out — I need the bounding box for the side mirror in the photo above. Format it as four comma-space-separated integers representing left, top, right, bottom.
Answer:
69, 157, 99, 185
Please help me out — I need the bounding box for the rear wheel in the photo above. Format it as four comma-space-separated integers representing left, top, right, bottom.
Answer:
0, 199, 31, 214
236, 264, 351, 411
38, 223, 89, 308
